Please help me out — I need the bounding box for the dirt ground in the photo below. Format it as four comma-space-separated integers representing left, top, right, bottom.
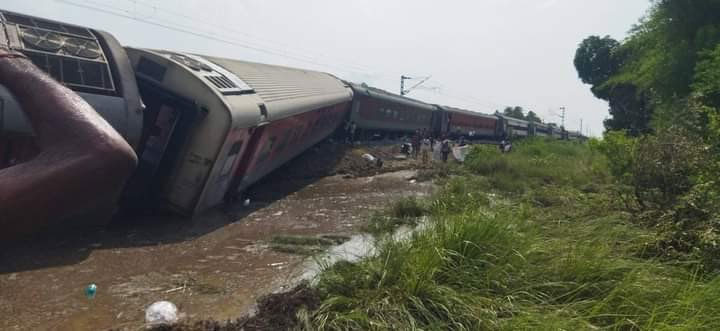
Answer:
0, 141, 436, 330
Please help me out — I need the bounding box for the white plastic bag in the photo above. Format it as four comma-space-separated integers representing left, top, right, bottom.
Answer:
145, 301, 178, 326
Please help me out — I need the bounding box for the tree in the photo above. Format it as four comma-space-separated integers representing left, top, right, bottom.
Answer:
503, 106, 525, 120
525, 111, 542, 123
602, 84, 653, 136
574, 35, 651, 135
574, 35, 622, 88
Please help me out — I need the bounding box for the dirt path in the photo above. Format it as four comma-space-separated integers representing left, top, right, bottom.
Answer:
0, 143, 435, 330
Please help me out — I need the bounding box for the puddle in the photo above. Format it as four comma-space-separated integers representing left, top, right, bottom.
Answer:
298, 217, 428, 280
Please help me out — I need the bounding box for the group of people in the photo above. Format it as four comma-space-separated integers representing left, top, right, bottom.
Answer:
409, 129, 453, 163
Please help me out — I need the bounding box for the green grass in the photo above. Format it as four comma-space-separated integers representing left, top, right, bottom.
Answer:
362, 197, 430, 235
299, 139, 720, 330
270, 235, 351, 255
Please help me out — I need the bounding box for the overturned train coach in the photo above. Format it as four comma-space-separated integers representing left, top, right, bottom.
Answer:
123, 49, 352, 215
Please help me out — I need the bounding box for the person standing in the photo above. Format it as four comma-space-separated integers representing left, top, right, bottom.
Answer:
411, 130, 421, 159
421, 138, 431, 165
441, 138, 451, 163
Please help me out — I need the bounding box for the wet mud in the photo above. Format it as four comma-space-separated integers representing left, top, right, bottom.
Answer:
0, 142, 435, 330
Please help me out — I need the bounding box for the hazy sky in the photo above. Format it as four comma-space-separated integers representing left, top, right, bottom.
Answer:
4, 0, 651, 136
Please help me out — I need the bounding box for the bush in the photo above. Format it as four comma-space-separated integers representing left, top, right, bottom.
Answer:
464, 138, 602, 193
630, 128, 707, 209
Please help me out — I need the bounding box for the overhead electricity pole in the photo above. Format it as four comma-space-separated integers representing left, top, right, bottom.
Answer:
400, 75, 431, 96
559, 106, 566, 129
580, 118, 583, 134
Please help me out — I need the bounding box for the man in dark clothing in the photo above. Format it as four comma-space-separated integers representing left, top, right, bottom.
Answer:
441, 139, 451, 163
411, 130, 421, 159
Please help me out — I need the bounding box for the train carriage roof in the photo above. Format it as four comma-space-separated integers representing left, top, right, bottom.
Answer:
437, 105, 497, 120
497, 114, 530, 126
346, 82, 436, 111
201, 55, 353, 120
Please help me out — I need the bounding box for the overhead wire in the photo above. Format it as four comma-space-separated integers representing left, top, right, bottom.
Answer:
56, 0, 536, 119
117, 0, 379, 73
57, 0, 377, 75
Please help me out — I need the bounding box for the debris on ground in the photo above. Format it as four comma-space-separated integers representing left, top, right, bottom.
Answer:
270, 140, 434, 180
146, 301, 179, 327
151, 283, 320, 331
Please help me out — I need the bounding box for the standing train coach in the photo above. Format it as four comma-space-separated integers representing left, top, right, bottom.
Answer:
439, 106, 501, 140
346, 82, 437, 139
496, 114, 530, 139
531, 122, 551, 137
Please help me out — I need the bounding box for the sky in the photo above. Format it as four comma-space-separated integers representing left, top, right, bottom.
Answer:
3, 0, 652, 136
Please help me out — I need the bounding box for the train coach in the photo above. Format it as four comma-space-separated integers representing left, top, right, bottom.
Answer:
0, 10, 143, 168
531, 122, 551, 137
123, 49, 352, 215
346, 82, 438, 139
496, 114, 530, 139
439, 106, 501, 140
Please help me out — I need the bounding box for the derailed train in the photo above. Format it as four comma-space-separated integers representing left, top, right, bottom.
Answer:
0, 10, 584, 216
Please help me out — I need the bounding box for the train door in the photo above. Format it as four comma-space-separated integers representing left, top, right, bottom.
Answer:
431, 109, 450, 137
122, 79, 200, 211
225, 124, 267, 201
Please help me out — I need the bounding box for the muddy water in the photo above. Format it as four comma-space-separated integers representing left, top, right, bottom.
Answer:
0, 170, 433, 330
298, 219, 428, 281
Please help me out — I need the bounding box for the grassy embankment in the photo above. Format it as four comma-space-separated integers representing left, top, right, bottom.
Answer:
300, 139, 720, 330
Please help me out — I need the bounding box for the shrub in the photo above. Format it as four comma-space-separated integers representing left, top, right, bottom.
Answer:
629, 128, 707, 210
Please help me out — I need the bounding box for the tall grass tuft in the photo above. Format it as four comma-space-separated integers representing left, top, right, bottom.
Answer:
300, 139, 720, 330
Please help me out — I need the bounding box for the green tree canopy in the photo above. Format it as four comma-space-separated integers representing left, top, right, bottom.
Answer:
503, 106, 525, 120
574, 35, 622, 87
575, 0, 720, 135
525, 111, 542, 123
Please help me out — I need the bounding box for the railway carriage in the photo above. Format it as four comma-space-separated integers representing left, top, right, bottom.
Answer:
567, 130, 583, 141
440, 106, 500, 139
498, 115, 530, 139
531, 122, 551, 137
124, 48, 352, 215
0, 10, 143, 168
347, 82, 435, 137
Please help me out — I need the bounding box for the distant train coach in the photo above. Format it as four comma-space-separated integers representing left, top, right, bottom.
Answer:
440, 106, 500, 139
0, 10, 143, 169
347, 82, 436, 138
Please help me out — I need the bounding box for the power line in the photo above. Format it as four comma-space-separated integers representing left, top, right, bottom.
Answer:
58, 0, 561, 123
115, 0, 378, 73
57, 0, 376, 75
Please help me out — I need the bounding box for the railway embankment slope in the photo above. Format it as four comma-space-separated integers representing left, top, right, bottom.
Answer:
170, 138, 720, 330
